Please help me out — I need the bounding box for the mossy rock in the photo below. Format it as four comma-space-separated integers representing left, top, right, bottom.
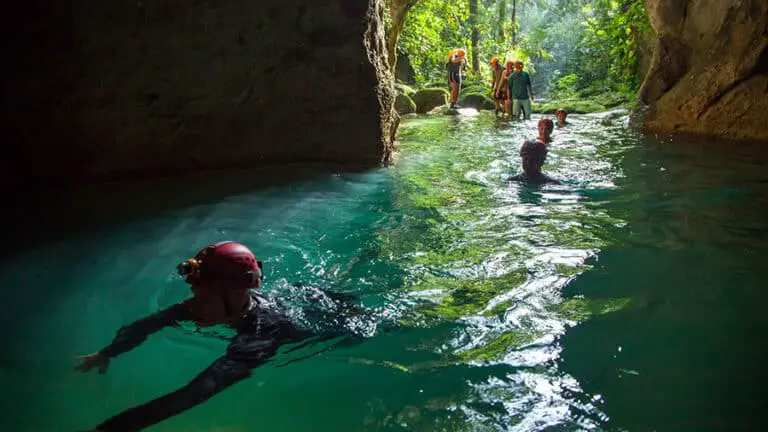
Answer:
534, 99, 607, 114
592, 92, 632, 108
460, 76, 488, 88
461, 85, 490, 96
412, 88, 448, 114
394, 83, 416, 97
458, 92, 494, 110
395, 93, 417, 115
424, 80, 446, 89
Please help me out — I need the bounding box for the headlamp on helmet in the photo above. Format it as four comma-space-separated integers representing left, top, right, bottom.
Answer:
176, 241, 264, 288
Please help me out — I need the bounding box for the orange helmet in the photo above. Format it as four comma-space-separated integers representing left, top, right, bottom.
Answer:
457, 48, 466, 58
490, 57, 499, 65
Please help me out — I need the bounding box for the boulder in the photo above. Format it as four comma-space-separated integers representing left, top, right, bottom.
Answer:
412, 88, 448, 114
395, 93, 417, 115
1, 0, 396, 190
638, 0, 768, 140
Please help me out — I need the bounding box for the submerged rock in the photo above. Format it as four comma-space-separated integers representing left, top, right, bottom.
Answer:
639, 0, 768, 141
459, 93, 495, 110
412, 88, 449, 114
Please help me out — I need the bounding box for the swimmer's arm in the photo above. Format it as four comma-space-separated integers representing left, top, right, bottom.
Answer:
95, 353, 266, 431
99, 302, 191, 358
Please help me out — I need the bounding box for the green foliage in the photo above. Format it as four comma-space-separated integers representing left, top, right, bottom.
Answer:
395, 0, 652, 106
534, 99, 606, 114
399, 0, 470, 84
574, 0, 651, 94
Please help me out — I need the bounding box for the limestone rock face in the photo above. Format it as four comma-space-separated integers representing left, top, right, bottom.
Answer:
1, 0, 395, 189
638, 0, 768, 141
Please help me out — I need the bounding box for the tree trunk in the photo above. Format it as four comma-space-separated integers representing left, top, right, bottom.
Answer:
469, 0, 479, 72
387, 0, 420, 71
497, 0, 506, 43
511, 0, 517, 51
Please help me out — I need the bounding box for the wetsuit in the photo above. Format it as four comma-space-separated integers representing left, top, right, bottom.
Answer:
446, 56, 463, 85
95, 293, 313, 432
507, 172, 561, 185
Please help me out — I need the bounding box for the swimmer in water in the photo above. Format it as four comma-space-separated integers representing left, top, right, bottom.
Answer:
556, 108, 569, 128
537, 117, 554, 144
507, 124, 561, 185
75, 241, 345, 431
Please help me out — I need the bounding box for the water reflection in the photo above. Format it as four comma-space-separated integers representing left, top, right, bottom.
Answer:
1, 110, 767, 431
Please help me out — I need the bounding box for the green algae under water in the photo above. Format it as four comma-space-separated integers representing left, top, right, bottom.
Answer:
2, 111, 768, 431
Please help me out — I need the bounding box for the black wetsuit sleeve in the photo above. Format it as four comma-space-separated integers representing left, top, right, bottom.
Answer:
96, 354, 262, 432
95, 305, 295, 432
100, 302, 191, 358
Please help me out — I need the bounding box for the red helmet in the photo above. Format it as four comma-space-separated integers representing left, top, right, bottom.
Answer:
538, 118, 554, 133
177, 241, 263, 289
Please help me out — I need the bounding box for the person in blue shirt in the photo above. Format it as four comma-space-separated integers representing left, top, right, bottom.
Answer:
507, 60, 535, 120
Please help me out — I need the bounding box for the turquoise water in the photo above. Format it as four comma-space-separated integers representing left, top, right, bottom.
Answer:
2, 110, 768, 431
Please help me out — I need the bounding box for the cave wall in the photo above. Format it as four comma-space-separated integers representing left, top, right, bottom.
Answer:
638, 0, 768, 141
0, 0, 395, 190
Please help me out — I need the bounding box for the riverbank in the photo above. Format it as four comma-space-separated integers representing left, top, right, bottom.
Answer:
395, 77, 635, 116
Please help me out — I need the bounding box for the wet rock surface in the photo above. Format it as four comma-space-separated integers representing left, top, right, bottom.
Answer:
639, 0, 768, 141
1, 0, 395, 190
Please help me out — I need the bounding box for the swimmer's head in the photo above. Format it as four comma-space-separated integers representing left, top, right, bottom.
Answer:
177, 241, 263, 326
556, 108, 568, 125
520, 140, 548, 175
538, 118, 554, 142
178, 241, 263, 291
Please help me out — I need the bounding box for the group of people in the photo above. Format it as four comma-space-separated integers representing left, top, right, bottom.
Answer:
444, 49, 569, 185
445, 49, 535, 120
505, 107, 570, 186
73, 53, 572, 431
507, 117, 562, 185
490, 57, 535, 119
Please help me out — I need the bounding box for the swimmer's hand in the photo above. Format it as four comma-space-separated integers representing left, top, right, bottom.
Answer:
74, 352, 110, 374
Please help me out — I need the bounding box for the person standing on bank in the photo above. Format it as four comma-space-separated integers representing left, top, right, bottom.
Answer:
446, 48, 468, 109
507, 60, 534, 120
